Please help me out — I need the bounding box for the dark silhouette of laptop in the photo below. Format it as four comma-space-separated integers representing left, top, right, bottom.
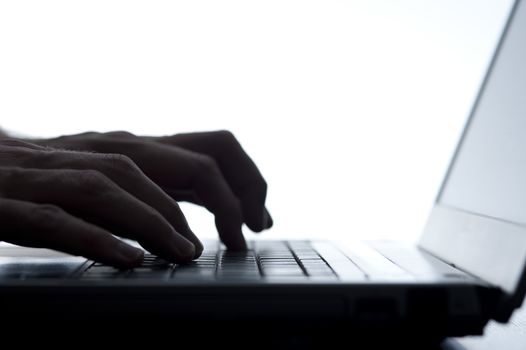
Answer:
1, 0, 525, 344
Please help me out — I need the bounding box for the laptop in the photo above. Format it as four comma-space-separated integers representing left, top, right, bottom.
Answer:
1, 0, 526, 343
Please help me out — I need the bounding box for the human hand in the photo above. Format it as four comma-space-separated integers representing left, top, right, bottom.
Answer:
0, 139, 200, 268
36, 130, 273, 251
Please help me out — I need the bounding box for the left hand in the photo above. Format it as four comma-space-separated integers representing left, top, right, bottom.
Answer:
35, 130, 273, 250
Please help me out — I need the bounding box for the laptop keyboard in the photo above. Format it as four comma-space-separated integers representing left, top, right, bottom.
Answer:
81, 241, 337, 280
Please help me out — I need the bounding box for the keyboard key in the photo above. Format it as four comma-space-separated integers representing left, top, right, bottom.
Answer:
262, 265, 305, 275
263, 270, 305, 277
173, 269, 215, 278
80, 241, 347, 281
127, 270, 171, 279
260, 263, 297, 267
82, 271, 127, 279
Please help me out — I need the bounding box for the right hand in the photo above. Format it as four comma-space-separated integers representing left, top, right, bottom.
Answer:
0, 139, 201, 268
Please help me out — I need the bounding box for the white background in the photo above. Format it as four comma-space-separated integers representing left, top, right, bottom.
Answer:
0, 0, 514, 242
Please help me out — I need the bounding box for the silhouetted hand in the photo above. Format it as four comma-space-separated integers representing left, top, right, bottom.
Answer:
0, 139, 200, 268
35, 130, 273, 251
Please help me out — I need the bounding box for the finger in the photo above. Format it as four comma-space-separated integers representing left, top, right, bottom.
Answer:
161, 187, 203, 206
0, 198, 143, 268
136, 141, 246, 249
0, 167, 196, 263
191, 156, 246, 250
0, 142, 203, 257
38, 150, 203, 258
27, 136, 247, 250
159, 131, 271, 232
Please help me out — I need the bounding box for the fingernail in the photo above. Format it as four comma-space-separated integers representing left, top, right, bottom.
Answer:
116, 240, 144, 262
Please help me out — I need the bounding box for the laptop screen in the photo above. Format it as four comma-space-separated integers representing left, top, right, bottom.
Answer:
439, 0, 526, 226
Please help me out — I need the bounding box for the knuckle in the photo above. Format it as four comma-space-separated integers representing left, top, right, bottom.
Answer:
102, 153, 139, 174
195, 154, 220, 174
210, 130, 246, 161
258, 178, 268, 194
30, 204, 66, 231
22, 148, 52, 168
75, 169, 114, 195
76, 131, 100, 137
214, 130, 239, 148
80, 169, 108, 184
0, 167, 29, 195
243, 177, 268, 202
215, 129, 236, 141
104, 131, 136, 139
3, 166, 23, 180
249, 178, 268, 201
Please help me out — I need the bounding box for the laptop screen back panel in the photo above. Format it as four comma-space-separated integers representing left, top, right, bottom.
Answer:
419, 0, 526, 318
